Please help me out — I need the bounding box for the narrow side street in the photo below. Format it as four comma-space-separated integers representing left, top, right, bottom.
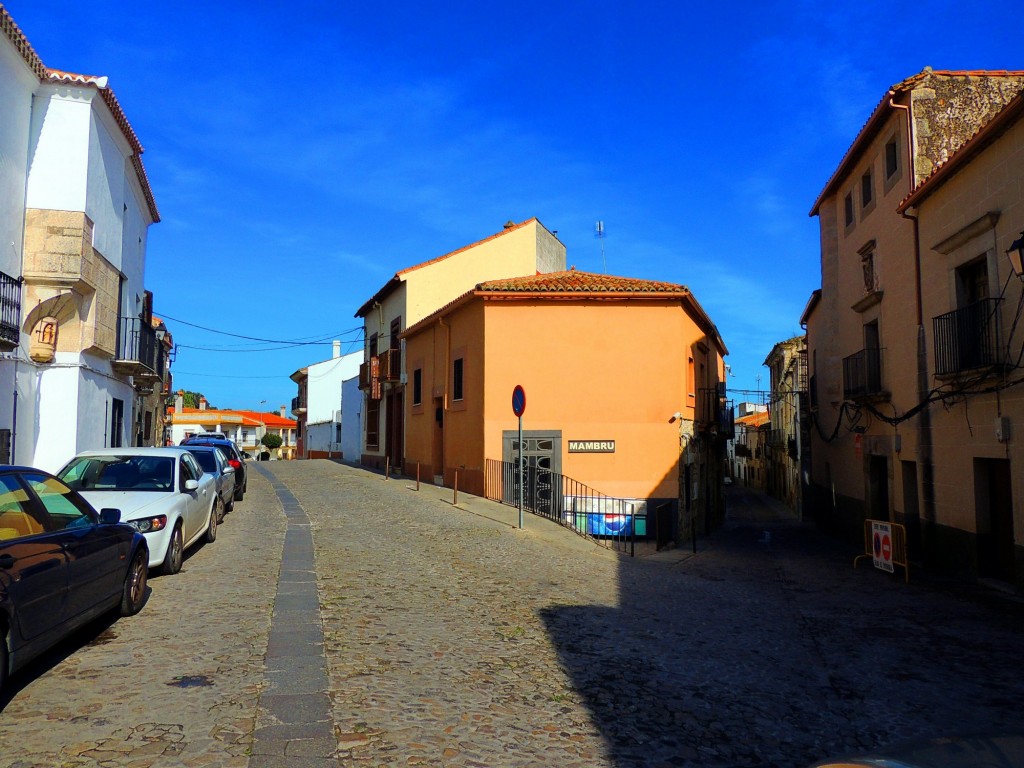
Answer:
0, 460, 1022, 768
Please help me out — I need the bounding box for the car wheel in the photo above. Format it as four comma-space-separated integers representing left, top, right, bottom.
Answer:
205, 499, 220, 543
160, 524, 184, 575
120, 547, 148, 616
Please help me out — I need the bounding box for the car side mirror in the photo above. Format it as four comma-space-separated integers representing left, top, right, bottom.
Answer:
184, 479, 200, 492
99, 508, 122, 525
223, 466, 235, 475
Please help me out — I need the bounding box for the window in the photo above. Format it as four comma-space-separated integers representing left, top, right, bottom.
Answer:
27, 472, 93, 529
861, 169, 873, 208
452, 358, 464, 401
413, 368, 422, 406
110, 398, 124, 448
957, 258, 989, 306
844, 192, 855, 227
365, 396, 380, 449
143, 411, 153, 442
885, 139, 899, 179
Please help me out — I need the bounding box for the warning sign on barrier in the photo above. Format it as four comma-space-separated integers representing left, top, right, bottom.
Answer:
871, 521, 894, 573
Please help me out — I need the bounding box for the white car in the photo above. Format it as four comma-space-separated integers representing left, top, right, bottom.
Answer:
57, 447, 220, 575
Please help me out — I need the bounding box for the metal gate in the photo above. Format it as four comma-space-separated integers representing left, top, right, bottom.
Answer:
502, 431, 561, 518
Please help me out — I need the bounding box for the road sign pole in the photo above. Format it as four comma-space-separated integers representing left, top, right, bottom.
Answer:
518, 414, 523, 529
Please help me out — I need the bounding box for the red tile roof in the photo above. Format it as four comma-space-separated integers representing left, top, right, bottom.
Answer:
0, 5, 46, 78
402, 269, 729, 356
169, 407, 296, 428
809, 68, 1024, 216
736, 411, 769, 428
476, 269, 689, 294
1, 7, 159, 223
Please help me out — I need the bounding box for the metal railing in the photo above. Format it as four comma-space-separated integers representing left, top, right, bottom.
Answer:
378, 347, 402, 382
933, 298, 1002, 376
0, 271, 21, 346
117, 316, 158, 373
483, 458, 646, 556
291, 394, 307, 413
842, 347, 883, 399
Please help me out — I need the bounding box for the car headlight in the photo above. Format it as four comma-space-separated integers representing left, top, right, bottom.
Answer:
128, 515, 168, 534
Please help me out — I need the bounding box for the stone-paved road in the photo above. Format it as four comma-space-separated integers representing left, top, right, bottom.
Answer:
1, 460, 1023, 767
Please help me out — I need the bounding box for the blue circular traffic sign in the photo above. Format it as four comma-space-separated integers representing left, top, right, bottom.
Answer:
512, 385, 526, 417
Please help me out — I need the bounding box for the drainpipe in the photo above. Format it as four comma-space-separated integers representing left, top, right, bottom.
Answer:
438, 315, 450, 483
893, 95, 935, 547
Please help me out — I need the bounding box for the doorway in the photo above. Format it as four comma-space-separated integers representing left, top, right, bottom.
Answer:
502, 431, 561, 518
974, 458, 1015, 582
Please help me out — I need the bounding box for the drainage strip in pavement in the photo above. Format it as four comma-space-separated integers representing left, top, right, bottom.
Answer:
249, 464, 335, 767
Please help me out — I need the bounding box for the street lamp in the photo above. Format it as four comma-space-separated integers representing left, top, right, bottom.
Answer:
1007, 230, 1024, 279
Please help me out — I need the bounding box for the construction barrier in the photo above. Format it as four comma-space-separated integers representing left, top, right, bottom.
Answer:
854, 519, 909, 583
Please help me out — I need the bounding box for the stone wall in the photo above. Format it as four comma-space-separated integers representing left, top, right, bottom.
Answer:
23, 208, 120, 357
910, 71, 1024, 185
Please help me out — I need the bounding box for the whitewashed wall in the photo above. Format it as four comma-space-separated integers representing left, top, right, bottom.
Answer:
341, 376, 361, 462
0, 36, 39, 456
307, 351, 360, 424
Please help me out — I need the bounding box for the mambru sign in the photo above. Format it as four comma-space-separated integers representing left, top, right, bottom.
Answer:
568, 440, 616, 453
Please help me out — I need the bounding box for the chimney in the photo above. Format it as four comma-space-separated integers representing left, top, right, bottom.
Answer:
199, 397, 207, 411
280, 405, 286, 418
174, 390, 184, 413
332, 340, 341, 359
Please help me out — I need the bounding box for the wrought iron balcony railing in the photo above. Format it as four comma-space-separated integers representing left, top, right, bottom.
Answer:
291, 394, 307, 415
0, 270, 21, 347
933, 298, 1002, 376
112, 316, 158, 381
842, 347, 884, 400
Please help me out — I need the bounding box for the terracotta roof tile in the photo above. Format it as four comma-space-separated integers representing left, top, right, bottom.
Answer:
1, 7, 160, 223
477, 269, 689, 294
0, 5, 46, 78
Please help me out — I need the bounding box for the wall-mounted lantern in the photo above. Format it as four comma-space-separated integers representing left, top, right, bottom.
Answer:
29, 316, 58, 363
1007, 230, 1024, 279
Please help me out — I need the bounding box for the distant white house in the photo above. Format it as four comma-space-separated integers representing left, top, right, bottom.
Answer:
340, 375, 361, 463
290, 344, 361, 459
1, 7, 163, 471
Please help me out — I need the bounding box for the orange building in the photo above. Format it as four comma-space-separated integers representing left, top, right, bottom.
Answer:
400, 270, 728, 539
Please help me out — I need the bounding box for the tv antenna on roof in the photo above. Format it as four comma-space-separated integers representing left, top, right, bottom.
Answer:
595, 220, 606, 273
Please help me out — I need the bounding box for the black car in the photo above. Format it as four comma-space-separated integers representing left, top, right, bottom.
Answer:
0, 466, 148, 692
181, 437, 246, 501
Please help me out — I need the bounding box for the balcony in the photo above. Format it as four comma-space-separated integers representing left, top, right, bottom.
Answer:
0, 270, 21, 348
842, 347, 886, 401
112, 317, 159, 383
697, 386, 735, 439
378, 347, 402, 382
291, 394, 307, 416
933, 298, 1002, 377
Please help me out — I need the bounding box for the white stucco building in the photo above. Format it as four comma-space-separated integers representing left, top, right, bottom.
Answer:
1, 7, 162, 471
290, 344, 361, 459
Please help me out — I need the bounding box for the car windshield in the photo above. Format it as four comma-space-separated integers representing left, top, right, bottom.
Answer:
188, 450, 219, 474
59, 455, 176, 492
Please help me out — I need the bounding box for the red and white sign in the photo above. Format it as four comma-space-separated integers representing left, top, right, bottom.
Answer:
871, 521, 894, 573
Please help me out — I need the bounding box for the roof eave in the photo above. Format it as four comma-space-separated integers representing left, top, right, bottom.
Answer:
809, 89, 900, 217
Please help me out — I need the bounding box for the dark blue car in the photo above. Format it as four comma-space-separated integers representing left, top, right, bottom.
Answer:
0, 466, 148, 692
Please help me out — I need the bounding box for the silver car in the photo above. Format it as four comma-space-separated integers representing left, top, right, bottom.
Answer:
184, 446, 236, 518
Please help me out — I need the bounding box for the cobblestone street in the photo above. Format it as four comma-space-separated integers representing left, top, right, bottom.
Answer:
1, 459, 1022, 767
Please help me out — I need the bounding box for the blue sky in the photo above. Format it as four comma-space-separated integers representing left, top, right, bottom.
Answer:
6, 1, 1023, 412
